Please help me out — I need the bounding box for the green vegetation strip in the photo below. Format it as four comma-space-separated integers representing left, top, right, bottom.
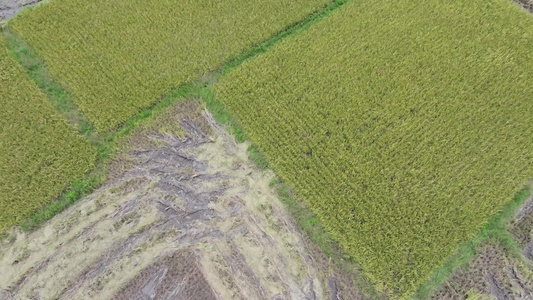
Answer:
2, 30, 95, 138
9, 0, 331, 132
0, 35, 95, 232
215, 0, 533, 297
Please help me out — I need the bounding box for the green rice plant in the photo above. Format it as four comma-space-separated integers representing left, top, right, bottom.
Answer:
214, 0, 533, 297
0, 36, 96, 232
9, 0, 332, 132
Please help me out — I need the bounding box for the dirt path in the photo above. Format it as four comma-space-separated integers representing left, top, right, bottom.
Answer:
0, 100, 360, 300
0, 0, 41, 22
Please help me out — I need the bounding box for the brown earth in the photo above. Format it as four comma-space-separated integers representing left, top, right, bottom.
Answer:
114, 251, 218, 300
0, 99, 362, 300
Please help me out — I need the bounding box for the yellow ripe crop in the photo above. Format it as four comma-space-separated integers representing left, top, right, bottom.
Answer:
0, 36, 95, 232
215, 0, 533, 297
9, 0, 331, 132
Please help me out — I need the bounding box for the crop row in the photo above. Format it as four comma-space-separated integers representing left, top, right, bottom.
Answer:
9, 0, 332, 132
214, 0, 533, 297
0, 36, 96, 232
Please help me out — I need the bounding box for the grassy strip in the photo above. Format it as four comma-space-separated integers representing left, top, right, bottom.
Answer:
202, 0, 353, 141
1, 27, 103, 232
18, 178, 100, 231
2, 30, 95, 139
414, 185, 532, 299
217, 0, 352, 77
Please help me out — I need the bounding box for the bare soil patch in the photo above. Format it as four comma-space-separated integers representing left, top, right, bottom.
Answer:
0, 99, 361, 300
516, 0, 533, 14
0, 0, 40, 22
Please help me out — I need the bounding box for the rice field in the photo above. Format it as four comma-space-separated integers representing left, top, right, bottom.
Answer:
214, 0, 533, 297
9, 0, 332, 132
0, 36, 96, 232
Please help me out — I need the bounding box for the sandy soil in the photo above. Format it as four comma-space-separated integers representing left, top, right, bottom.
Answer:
0, 100, 360, 300
0, 0, 41, 22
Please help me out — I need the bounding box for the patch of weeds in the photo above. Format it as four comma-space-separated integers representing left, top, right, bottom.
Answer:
248, 145, 268, 170
2, 29, 96, 141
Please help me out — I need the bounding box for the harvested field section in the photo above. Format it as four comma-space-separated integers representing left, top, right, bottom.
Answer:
115, 251, 217, 300
215, 0, 533, 297
0, 100, 359, 299
9, 0, 331, 131
0, 36, 95, 232
432, 193, 533, 299
431, 244, 533, 300
509, 193, 533, 259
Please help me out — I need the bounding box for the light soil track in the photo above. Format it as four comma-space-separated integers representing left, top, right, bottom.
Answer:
0, 101, 360, 300
0, 0, 40, 22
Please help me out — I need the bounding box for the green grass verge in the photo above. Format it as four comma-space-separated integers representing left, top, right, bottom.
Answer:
2, 30, 95, 138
